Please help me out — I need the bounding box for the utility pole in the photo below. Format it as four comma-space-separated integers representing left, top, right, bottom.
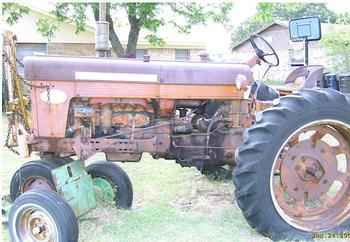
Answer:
95, 2, 110, 57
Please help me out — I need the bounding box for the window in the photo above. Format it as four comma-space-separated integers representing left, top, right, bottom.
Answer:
136, 49, 148, 59
16, 43, 47, 76
175, 49, 190, 61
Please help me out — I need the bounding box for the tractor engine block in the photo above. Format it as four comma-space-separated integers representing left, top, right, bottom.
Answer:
36, 97, 252, 166
67, 98, 155, 138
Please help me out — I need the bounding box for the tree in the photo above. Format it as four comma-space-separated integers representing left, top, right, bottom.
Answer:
230, 14, 273, 48
3, 2, 233, 58
231, 2, 337, 48
263, 2, 337, 24
2, 3, 29, 25
323, 11, 350, 73
336, 12, 350, 24
322, 31, 350, 74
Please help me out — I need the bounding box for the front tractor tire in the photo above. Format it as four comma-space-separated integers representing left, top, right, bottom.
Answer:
87, 162, 133, 209
234, 89, 350, 240
8, 190, 78, 242
10, 158, 75, 201
10, 160, 60, 201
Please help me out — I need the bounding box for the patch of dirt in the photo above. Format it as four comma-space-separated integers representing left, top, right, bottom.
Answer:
170, 174, 234, 215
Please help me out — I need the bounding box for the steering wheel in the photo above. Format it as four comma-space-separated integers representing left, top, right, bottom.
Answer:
249, 34, 279, 67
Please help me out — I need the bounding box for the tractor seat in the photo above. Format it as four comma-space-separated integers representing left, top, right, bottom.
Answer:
24, 56, 253, 85
250, 81, 279, 101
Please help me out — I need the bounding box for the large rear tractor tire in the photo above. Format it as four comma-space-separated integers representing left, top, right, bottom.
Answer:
87, 162, 133, 209
234, 88, 350, 240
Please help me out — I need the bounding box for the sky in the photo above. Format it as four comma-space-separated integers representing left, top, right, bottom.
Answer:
327, 1, 350, 13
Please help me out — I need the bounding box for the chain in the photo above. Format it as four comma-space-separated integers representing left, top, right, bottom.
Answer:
3, 52, 20, 155
3, 54, 20, 155
3, 33, 28, 155
4, 115, 20, 155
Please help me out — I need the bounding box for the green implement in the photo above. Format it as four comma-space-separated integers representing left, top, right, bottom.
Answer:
51, 160, 96, 217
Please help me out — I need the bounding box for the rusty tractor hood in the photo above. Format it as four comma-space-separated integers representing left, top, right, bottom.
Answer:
24, 56, 253, 85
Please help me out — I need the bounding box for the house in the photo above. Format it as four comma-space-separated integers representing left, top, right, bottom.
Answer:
231, 22, 350, 81
3, 6, 206, 68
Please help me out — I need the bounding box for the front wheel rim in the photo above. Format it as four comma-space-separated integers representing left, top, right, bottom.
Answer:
14, 204, 58, 242
93, 177, 117, 204
270, 119, 350, 232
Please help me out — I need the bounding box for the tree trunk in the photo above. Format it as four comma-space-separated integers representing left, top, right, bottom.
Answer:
106, 13, 125, 57
91, 3, 142, 58
125, 23, 140, 58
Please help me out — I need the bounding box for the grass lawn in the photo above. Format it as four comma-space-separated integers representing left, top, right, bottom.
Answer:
0, 116, 271, 242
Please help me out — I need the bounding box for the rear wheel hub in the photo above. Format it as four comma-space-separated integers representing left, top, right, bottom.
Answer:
271, 121, 350, 231
296, 156, 324, 182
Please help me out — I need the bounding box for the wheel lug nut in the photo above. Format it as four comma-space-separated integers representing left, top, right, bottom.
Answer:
315, 171, 323, 178
32, 226, 41, 235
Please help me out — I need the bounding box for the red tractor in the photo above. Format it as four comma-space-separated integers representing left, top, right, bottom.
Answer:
4, 16, 350, 241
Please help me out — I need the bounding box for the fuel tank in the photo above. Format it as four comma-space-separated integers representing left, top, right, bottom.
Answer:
24, 56, 253, 86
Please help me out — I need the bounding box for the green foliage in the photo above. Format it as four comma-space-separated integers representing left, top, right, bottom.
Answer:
2, 2, 232, 57
52, 3, 88, 34
51, 3, 69, 22
255, 3, 274, 22
231, 16, 273, 48
36, 17, 59, 41
322, 31, 350, 74
71, 3, 88, 33
51, 2, 233, 57
336, 12, 350, 24
137, 8, 163, 32
169, 3, 207, 34
231, 2, 337, 48
145, 34, 165, 47
2, 3, 29, 25
208, 2, 234, 24
123, 3, 165, 48
169, 3, 233, 34
2, 3, 60, 41
263, 3, 337, 23
124, 3, 163, 31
